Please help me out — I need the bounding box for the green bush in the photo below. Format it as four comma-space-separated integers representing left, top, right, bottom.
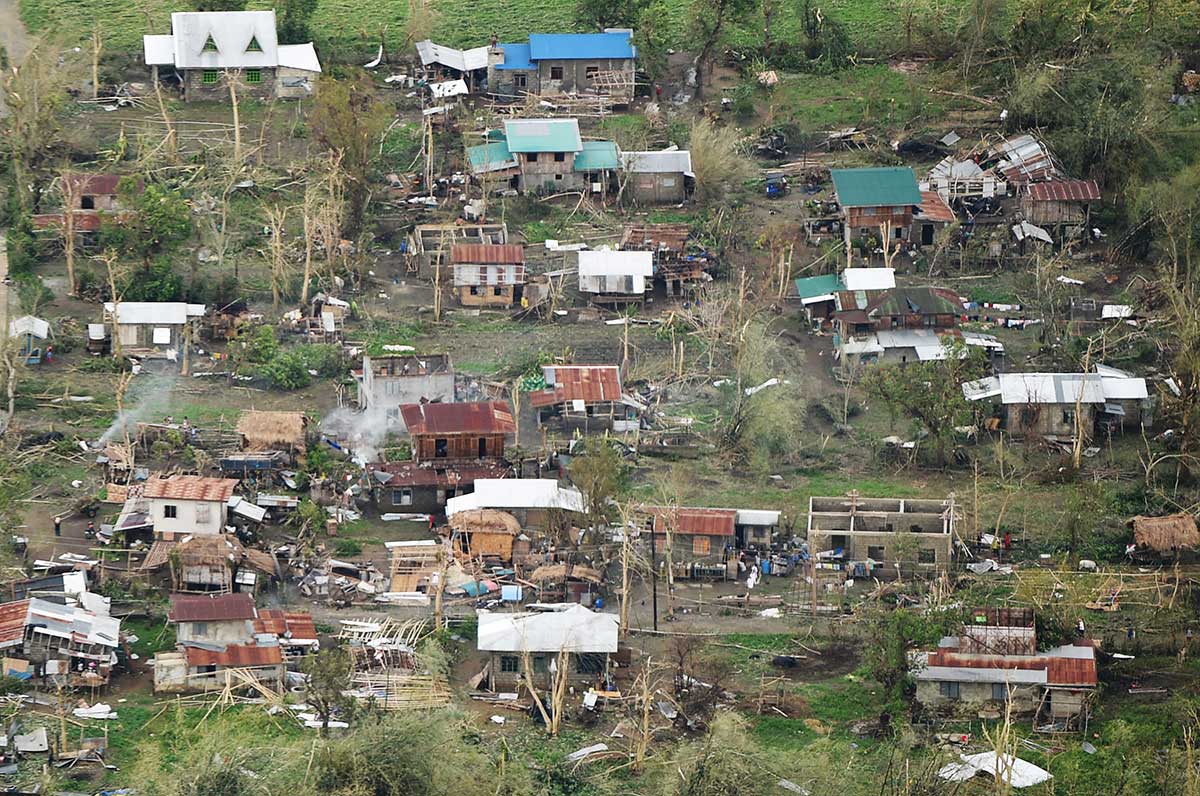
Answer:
259, 351, 311, 390
334, 539, 363, 556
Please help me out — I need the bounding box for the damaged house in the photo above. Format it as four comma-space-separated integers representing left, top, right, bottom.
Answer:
450, 509, 529, 564
1020, 180, 1100, 244
366, 401, 515, 516
527, 364, 637, 433
962, 367, 1151, 438
451, 244, 527, 308
154, 592, 290, 692
0, 597, 120, 686
143, 10, 321, 101
140, 534, 277, 593
447, 478, 586, 529
636, 506, 783, 580
806, 494, 956, 576
486, 31, 636, 103
476, 603, 619, 690
833, 285, 1003, 366
794, 267, 895, 324
355, 354, 456, 429
619, 223, 709, 296
913, 607, 1097, 726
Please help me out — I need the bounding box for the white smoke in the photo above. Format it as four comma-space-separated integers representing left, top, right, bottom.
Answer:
97, 371, 180, 446
319, 403, 399, 466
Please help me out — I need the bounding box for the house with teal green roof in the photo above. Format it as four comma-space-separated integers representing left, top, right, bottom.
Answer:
831, 167, 922, 246
468, 119, 620, 196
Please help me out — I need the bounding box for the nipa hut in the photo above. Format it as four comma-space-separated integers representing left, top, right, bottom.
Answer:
237, 410, 308, 455
450, 509, 527, 562
1132, 514, 1200, 555
141, 535, 278, 593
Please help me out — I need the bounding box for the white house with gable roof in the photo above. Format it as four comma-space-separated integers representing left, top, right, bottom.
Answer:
144, 10, 321, 101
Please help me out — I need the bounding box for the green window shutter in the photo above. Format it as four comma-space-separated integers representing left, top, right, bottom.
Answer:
245, 69, 262, 84
202, 34, 218, 53
246, 35, 262, 53
202, 70, 219, 84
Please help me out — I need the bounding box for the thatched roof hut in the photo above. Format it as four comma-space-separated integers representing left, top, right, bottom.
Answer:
238, 411, 308, 453
528, 563, 603, 584
1132, 514, 1200, 551
449, 509, 521, 536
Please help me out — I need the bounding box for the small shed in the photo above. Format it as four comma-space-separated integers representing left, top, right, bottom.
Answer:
450, 509, 525, 561
8, 315, 50, 363
1021, 180, 1100, 242
577, 250, 654, 302
620, 150, 693, 204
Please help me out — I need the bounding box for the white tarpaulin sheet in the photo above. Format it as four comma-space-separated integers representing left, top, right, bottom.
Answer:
938, 752, 1051, 789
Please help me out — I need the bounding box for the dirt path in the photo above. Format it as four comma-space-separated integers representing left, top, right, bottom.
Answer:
0, 0, 30, 62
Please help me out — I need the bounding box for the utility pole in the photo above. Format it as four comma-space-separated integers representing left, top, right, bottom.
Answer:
649, 523, 658, 631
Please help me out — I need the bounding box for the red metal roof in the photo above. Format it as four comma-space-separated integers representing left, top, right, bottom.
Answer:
926, 648, 1097, 687
0, 600, 29, 647
1027, 180, 1101, 202
528, 365, 623, 408
186, 643, 283, 668
254, 609, 318, 641
369, 461, 509, 487
450, 244, 526, 264
647, 507, 737, 536
400, 401, 516, 436
144, 475, 238, 502
169, 593, 256, 623
918, 191, 956, 224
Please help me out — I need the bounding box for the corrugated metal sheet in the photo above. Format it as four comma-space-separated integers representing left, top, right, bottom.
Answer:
144, 475, 238, 502
0, 600, 29, 647
400, 401, 516, 435
367, 461, 508, 487
647, 507, 737, 536
186, 643, 282, 668
918, 191, 956, 223
169, 593, 256, 623
1046, 656, 1097, 686
503, 119, 582, 153
530, 365, 622, 407
450, 244, 525, 265
831, 167, 921, 208
255, 609, 318, 642
1028, 180, 1100, 202
992, 134, 1060, 185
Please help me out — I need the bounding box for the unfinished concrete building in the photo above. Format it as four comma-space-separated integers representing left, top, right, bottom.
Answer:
408, 223, 508, 274
355, 354, 455, 429
806, 494, 955, 575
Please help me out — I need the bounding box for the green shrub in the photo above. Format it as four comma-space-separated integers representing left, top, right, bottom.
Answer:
259, 351, 311, 390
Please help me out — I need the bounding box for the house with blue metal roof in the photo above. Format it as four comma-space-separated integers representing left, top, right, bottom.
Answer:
467, 119, 621, 196
487, 30, 636, 104
830, 167, 922, 247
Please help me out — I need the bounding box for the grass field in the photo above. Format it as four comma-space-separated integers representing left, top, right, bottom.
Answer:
19, 0, 971, 66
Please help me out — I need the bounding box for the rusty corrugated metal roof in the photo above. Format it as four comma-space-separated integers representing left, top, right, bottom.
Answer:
185, 643, 282, 668
647, 507, 737, 536
400, 401, 516, 435
918, 191, 956, 223
254, 609, 318, 641
450, 244, 526, 264
926, 648, 1097, 687
169, 593, 256, 623
144, 475, 238, 502
1027, 180, 1100, 202
529, 365, 622, 407
0, 600, 29, 646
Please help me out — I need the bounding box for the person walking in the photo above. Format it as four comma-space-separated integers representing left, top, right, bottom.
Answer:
53, 515, 62, 537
